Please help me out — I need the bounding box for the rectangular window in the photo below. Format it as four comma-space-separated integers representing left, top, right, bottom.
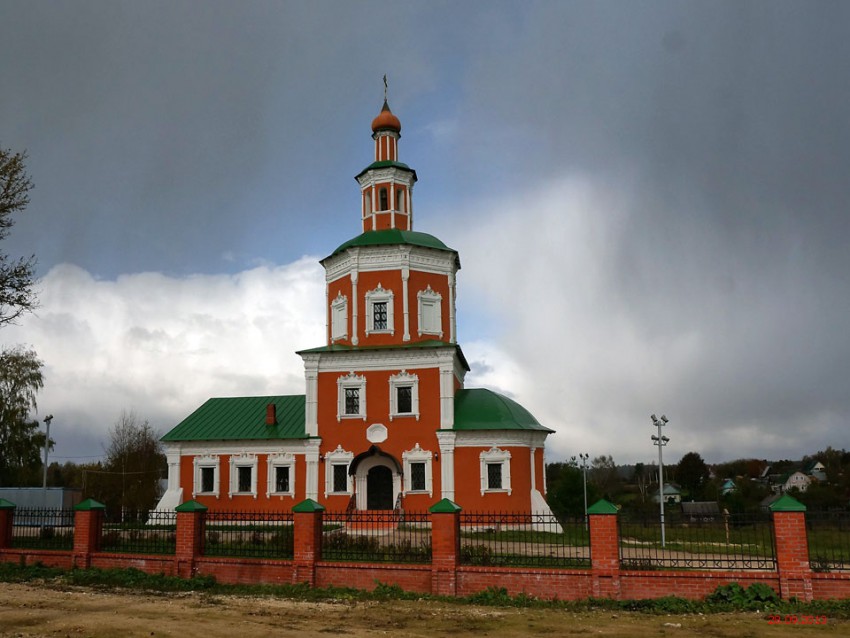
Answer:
345, 388, 360, 415
237, 466, 252, 493
373, 301, 387, 330
201, 467, 215, 493
410, 462, 426, 491
333, 464, 349, 493
396, 386, 412, 414
487, 463, 503, 490
275, 466, 290, 493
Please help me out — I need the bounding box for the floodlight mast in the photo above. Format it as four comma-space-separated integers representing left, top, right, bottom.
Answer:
651, 414, 670, 548
42, 415, 54, 506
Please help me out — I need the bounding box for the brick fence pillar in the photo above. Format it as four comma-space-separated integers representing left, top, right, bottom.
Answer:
0, 499, 15, 549
770, 494, 813, 601
588, 499, 621, 599
292, 499, 324, 587
175, 500, 207, 578
72, 498, 105, 568
430, 498, 461, 596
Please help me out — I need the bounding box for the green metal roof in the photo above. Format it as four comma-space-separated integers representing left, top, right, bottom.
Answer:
355, 160, 417, 180
297, 340, 470, 372
452, 388, 553, 433
325, 229, 456, 261
161, 395, 306, 442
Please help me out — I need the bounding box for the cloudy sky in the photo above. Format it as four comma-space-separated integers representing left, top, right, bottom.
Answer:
2, 1, 849, 468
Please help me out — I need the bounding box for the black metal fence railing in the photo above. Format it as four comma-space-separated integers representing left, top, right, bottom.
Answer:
807, 511, 850, 572
458, 512, 591, 568
322, 511, 431, 563
619, 512, 775, 571
101, 510, 177, 554
11, 508, 75, 550
204, 511, 295, 559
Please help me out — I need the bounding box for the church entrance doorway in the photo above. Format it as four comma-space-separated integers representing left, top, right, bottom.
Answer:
366, 465, 394, 510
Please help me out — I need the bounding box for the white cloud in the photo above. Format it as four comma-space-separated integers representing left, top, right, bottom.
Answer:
4, 259, 326, 460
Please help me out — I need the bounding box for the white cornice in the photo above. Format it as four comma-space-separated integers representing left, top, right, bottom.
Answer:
324, 246, 457, 282
312, 346, 462, 374
356, 167, 416, 188
453, 430, 549, 449
175, 440, 319, 457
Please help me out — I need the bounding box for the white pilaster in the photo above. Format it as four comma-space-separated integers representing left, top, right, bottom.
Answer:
436, 431, 457, 501
305, 439, 321, 501
439, 364, 454, 428
401, 266, 410, 341
448, 271, 456, 343
351, 271, 359, 346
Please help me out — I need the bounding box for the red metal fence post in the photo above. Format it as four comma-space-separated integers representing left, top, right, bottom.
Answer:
588, 499, 621, 599
770, 494, 813, 601
292, 499, 324, 587
430, 498, 462, 596
72, 498, 105, 569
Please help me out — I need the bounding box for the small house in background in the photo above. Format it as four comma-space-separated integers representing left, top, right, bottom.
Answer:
720, 478, 737, 495
652, 484, 682, 504
778, 471, 811, 494
681, 501, 721, 522
803, 460, 827, 482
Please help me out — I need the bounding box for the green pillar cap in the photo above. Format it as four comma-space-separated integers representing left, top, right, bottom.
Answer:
0, 498, 16, 510
429, 498, 462, 513
74, 498, 106, 511
175, 500, 208, 513
769, 493, 807, 512
587, 499, 619, 515
292, 498, 325, 513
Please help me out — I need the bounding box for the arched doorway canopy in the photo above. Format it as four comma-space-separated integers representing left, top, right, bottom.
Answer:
348, 444, 402, 475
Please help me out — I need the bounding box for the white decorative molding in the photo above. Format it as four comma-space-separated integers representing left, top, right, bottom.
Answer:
366, 423, 388, 443
337, 371, 367, 421
322, 245, 457, 283
417, 285, 443, 337
454, 430, 549, 449
192, 454, 220, 498
480, 446, 512, 496
401, 267, 410, 341
364, 283, 394, 336
402, 443, 433, 496
266, 452, 296, 498
324, 445, 354, 497
436, 431, 456, 501
228, 452, 258, 499
330, 292, 348, 341
388, 369, 420, 421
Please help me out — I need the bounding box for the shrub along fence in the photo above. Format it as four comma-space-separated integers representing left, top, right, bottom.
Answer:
1, 494, 849, 601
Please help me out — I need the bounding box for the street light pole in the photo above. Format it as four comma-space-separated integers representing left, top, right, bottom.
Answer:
651, 414, 670, 548
42, 414, 53, 506
579, 453, 589, 530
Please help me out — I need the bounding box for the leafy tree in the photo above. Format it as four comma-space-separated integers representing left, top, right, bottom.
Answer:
676, 451, 710, 499
589, 454, 620, 499
92, 411, 166, 513
0, 147, 36, 326
545, 460, 599, 519
0, 346, 47, 485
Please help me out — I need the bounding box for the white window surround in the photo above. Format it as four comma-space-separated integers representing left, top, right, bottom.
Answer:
337, 371, 367, 421
480, 447, 512, 495
417, 285, 443, 338
266, 452, 296, 498
229, 452, 258, 498
365, 283, 394, 335
388, 370, 419, 421
331, 292, 348, 341
324, 445, 354, 497
193, 455, 220, 498
402, 443, 433, 496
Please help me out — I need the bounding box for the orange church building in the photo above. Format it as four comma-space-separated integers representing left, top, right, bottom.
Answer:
156, 98, 555, 515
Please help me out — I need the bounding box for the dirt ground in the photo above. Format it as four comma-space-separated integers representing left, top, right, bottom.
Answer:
0, 582, 846, 638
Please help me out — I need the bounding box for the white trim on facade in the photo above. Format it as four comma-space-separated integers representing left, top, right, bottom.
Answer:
266, 452, 296, 498
417, 285, 443, 337
388, 369, 419, 421
364, 283, 394, 336
193, 454, 220, 498
337, 371, 367, 421
324, 445, 354, 497
402, 443, 433, 496
228, 452, 259, 498
436, 431, 456, 501
479, 446, 512, 496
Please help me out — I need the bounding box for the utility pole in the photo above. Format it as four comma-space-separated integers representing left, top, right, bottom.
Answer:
42, 414, 53, 506
651, 414, 670, 548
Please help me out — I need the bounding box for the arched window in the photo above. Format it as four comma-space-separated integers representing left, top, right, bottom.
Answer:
379, 188, 388, 211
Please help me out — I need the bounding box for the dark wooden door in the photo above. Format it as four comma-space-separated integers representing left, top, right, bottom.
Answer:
366, 465, 394, 510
